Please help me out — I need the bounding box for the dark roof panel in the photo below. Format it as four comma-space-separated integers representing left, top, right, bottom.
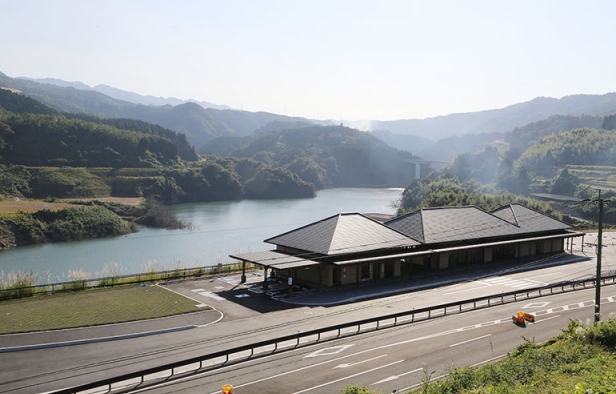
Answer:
491, 203, 570, 233
387, 205, 528, 244
384, 210, 426, 243
265, 212, 420, 255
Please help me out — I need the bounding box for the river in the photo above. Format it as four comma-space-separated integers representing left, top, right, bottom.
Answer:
0, 188, 402, 283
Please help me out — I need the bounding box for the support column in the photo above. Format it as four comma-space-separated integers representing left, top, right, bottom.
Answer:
263, 267, 268, 291
241, 261, 246, 283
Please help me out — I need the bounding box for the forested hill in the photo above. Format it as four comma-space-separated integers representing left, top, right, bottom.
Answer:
0, 88, 196, 167
203, 125, 419, 188
0, 73, 316, 149
0, 88, 315, 202
65, 114, 198, 161
505, 114, 605, 151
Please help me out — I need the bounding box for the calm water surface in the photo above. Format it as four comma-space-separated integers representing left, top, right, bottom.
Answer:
0, 188, 402, 282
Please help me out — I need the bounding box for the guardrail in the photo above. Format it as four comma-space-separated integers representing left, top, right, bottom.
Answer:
49, 273, 616, 394
0, 262, 256, 301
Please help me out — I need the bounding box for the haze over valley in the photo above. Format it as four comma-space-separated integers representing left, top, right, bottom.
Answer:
2, 0, 616, 246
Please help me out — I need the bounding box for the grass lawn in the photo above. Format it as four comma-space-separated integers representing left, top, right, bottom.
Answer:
0, 284, 205, 334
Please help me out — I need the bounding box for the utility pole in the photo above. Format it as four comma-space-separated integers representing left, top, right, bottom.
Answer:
594, 191, 604, 323
586, 188, 609, 323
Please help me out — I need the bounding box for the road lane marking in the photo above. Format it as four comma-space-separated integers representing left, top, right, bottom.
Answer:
305, 345, 354, 358
291, 360, 404, 394
334, 354, 387, 369
372, 367, 423, 384
523, 302, 551, 308
535, 315, 560, 323
450, 334, 492, 347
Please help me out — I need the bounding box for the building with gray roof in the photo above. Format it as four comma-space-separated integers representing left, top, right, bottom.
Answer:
230, 204, 584, 290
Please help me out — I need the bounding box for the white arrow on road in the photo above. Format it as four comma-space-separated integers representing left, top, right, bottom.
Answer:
373, 367, 423, 384
334, 354, 388, 369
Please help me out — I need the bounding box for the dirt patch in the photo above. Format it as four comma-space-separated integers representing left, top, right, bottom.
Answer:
0, 199, 75, 213
0, 197, 144, 213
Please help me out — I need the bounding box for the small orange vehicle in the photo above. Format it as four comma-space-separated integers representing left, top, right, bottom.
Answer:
512, 311, 535, 325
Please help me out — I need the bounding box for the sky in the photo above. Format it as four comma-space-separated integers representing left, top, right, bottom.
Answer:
1, 0, 615, 121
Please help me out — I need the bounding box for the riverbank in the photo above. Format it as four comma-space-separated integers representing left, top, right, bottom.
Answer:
0, 188, 403, 282
0, 204, 134, 249
0, 197, 194, 250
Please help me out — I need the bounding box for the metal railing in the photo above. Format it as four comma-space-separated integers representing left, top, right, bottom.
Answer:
0, 263, 256, 301
49, 273, 616, 394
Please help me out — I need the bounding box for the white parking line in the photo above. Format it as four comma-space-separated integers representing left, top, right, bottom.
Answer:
198, 291, 226, 301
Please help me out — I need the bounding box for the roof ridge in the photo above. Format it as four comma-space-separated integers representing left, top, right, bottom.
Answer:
325, 213, 342, 254
508, 203, 520, 226
419, 209, 426, 243
264, 212, 342, 244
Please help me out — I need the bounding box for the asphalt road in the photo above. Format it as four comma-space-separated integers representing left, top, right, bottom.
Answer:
137, 286, 616, 394
0, 231, 614, 393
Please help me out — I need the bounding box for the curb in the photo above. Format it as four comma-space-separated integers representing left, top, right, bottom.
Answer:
0, 325, 197, 353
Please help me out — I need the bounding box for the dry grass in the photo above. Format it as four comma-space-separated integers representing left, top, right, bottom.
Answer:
0, 197, 143, 213
0, 284, 204, 334
0, 199, 76, 213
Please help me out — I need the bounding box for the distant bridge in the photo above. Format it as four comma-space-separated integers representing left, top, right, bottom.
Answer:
403, 159, 451, 179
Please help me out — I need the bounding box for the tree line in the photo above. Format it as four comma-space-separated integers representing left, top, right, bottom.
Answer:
401, 113, 616, 225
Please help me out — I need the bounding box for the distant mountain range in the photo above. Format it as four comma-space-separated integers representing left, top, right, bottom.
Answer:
367, 93, 616, 139
17, 77, 232, 110
2, 72, 616, 161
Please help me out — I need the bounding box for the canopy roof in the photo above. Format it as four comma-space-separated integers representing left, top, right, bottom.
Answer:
229, 250, 319, 270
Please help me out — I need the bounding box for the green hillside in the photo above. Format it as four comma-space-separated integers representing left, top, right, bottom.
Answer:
204, 125, 419, 188
0, 89, 315, 203
399, 112, 616, 225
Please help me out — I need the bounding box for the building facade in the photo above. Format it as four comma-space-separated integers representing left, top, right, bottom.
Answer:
230, 204, 585, 289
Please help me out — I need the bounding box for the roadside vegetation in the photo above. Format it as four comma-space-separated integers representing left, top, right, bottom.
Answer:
341, 318, 616, 394
0, 261, 253, 301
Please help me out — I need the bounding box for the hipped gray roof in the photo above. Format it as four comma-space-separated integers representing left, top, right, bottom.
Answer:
490, 203, 571, 233
265, 212, 420, 256
385, 204, 570, 244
